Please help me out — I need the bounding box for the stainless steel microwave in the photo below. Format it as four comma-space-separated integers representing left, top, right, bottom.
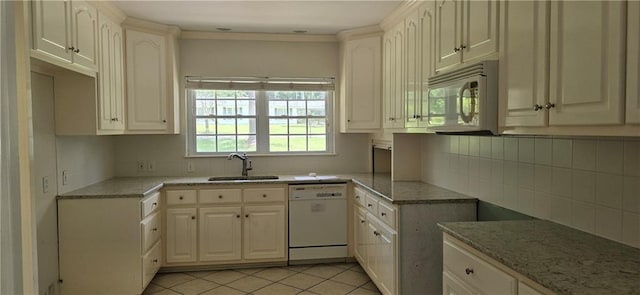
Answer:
426, 61, 498, 134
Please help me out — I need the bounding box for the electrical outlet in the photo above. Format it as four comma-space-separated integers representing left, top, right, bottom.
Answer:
147, 161, 156, 172
62, 170, 69, 186
187, 160, 195, 173
42, 176, 49, 193
137, 161, 145, 172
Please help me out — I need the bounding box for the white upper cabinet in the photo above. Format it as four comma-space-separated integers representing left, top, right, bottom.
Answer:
419, 3, 436, 128
97, 13, 124, 133
627, 1, 640, 124
383, 30, 395, 129
435, 0, 498, 73
548, 1, 625, 126
31, 0, 98, 72
500, 0, 549, 127
339, 34, 382, 132
383, 22, 405, 129
404, 10, 420, 128
124, 22, 180, 134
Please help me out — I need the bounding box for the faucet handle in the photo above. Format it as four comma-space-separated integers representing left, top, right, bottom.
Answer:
247, 160, 253, 171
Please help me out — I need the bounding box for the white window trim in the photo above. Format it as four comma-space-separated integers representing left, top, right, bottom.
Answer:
185, 86, 335, 157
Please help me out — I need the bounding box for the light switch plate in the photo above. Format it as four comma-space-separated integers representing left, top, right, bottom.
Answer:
62, 170, 69, 186
147, 161, 156, 172
187, 160, 195, 173
42, 176, 49, 193
137, 161, 145, 172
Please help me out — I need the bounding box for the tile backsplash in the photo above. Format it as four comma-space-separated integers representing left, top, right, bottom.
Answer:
420, 134, 640, 248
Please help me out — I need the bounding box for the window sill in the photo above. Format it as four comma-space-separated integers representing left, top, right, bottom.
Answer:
184, 152, 338, 158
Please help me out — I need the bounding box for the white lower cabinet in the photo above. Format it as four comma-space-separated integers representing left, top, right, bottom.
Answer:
354, 207, 368, 263
443, 233, 552, 295
164, 185, 287, 267
58, 192, 162, 294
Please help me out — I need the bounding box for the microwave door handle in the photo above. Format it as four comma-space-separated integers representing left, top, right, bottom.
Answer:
458, 82, 476, 124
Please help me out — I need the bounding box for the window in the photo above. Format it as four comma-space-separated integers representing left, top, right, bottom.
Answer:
187, 78, 334, 156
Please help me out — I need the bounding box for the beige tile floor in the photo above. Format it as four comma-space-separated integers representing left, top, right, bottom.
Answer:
144, 262, 381, 295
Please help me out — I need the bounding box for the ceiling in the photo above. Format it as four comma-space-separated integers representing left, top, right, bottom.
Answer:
111, 1, 402, 35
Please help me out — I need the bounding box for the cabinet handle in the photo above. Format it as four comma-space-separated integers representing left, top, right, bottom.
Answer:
153, 258, 159, 263
373, 231, 380, 236
179, 196, 184, 200
465, 268, 474, 275
218, 195, 223, 199
191, 216, 195, 220
245, 214, 249, 218
367, 204, 372, 208
152, 227, 158, 232
262, 194, 267, 198
152, 202, 157, 207
545, 102, 556, 110
453, 47, 460, 52
460, 44, 467, 50
68, 46, 75, 52
355, 195, 360, 199
533, 104, 544, 111
360, 220, 365, 224
236, 214, 241, 218
381, 212, 387, 217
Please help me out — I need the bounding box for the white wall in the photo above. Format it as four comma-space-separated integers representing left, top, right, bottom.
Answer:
56, 136, 116, 194
115, 38, 370, 176
421, 134, 640, 248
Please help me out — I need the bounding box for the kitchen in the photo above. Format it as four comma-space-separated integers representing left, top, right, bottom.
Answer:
0, 0, 639, 295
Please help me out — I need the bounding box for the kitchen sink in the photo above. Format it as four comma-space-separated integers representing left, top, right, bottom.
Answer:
208, 175, 279, 181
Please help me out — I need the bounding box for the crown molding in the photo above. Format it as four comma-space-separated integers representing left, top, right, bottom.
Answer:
122, 17, 181, 36
336, 25, 383, 41
91, 1, 127, 23
181, 31, 337, 42
379, 0, 426, 31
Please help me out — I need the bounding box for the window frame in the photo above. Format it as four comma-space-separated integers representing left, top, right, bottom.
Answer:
186, 87, 335, 157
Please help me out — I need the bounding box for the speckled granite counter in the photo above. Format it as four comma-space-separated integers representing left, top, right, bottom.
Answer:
439, 220, 640, 295
350, 173, 476, 205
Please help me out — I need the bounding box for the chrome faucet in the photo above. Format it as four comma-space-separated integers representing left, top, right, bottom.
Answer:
227, 152, 252, 177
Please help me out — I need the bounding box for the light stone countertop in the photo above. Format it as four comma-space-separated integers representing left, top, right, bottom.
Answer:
439, 220, 640, 295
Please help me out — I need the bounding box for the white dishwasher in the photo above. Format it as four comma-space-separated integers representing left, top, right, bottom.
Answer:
288, 183, 348, 262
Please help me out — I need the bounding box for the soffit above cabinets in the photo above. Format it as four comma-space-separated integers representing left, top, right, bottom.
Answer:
111, 1, 401, 35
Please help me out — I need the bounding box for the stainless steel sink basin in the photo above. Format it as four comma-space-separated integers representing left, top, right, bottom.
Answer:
208, 175, 279, 181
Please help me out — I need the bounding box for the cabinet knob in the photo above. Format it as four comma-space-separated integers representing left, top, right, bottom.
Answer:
355, 195, 360, 199
373, 231, 380, 236
533, 104, 544, 111
453, 47, 460, 52
236, 214, 241, 218
415, 115, 422, 119
68, 46, 75, 51
347, 119, 351, 122
218, 195, 223, 199
360, 220, 365, 224
152, 202, 157, 206
245, 214, 249, 218
460, 44, 467, 50
179, 196, 184, 200
191, 216, 196, 220
367, 204, 372, 208
465, 268, 474, 275
162, 120, 167, 123
262, 194, 267, 198
545, 102, 556, 109
381, 212, 387, 217
152, 227, 158, 232
111, 118, 117, 121
153, 258, 159, 263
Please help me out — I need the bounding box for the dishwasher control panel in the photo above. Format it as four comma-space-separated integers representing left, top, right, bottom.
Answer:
288, 183, 347, 200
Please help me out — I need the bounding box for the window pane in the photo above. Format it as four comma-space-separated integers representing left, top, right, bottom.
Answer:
289, 135, 307, 151
289, 118, 306, 134
216, 90, 235, 99
195, 89, 215, 99
217, 136, 236, 152
236, 90, 256, 99
307, 100, 325, 116
306, 91, 326, 100
237, 118, 256, 134
217, 100, 235, 116
238, 135, 257, 152
269, 119, 287, 134
196, 100, 216, 116
237, 100, 256, 116
269, 136, 288, 151
196, 136, 216, 152
217, 118, 235, 134
196, 118, 216, 135
308, 135, 326, 151
288, 101, 306, 116
308, 118, 325, 134
269, 101, 287, 116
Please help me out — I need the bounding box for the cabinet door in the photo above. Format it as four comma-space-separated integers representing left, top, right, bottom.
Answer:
374, 220, 396, 295
70, 0, 97, 70
97, 16, 114, 130
461, 0, 498, 62
391, 22, 405, 128
382, 31, 395, 129
126, 29, 168, 131
435, 0, 462, 72
365, 220, 380, 282
243, 205, 286, 260
199, 207, 242, 262
405, 11, 420, 128
500, 0, 549, 127
627, 1, 640, 124
518, 282, 544, 295
353, 207, 367, 263
443, 271, 476, 295
548, 1, 625, 125
31, 0, 72, 62
419, 3, 436, 128
343, 36, 382, 130
110, 25, 125, 130
166, 208, 197, 263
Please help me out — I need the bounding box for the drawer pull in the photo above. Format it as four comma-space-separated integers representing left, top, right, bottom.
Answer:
152, 227, 158, 232
360, 220, 365, 224
367, 204, 372, 208
245, 214, 249, 218
236, 214, 241, 218
262, 194, 267, 198
381, 212, 387, 217
152, 202, 157, 206
465, 268, 474, 275
191, 216, 195, 220
179, 196, 184, 200
153, 258, 159, 263
356, 195, 360, 199
218, 195, 223, 199
373, 231, 380, 236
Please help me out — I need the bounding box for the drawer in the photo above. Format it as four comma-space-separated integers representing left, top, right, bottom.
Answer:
244, 188, 285, 203
354, 187, 367, 207
377, 201, 396, 228
166, 190, 197, 205
142, 241, 162, 289
141, 191, 160, 218
199, 189, 242, 204
443, 239, 516, 295
141, 212, 161, 254
364, 194, 378, 215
